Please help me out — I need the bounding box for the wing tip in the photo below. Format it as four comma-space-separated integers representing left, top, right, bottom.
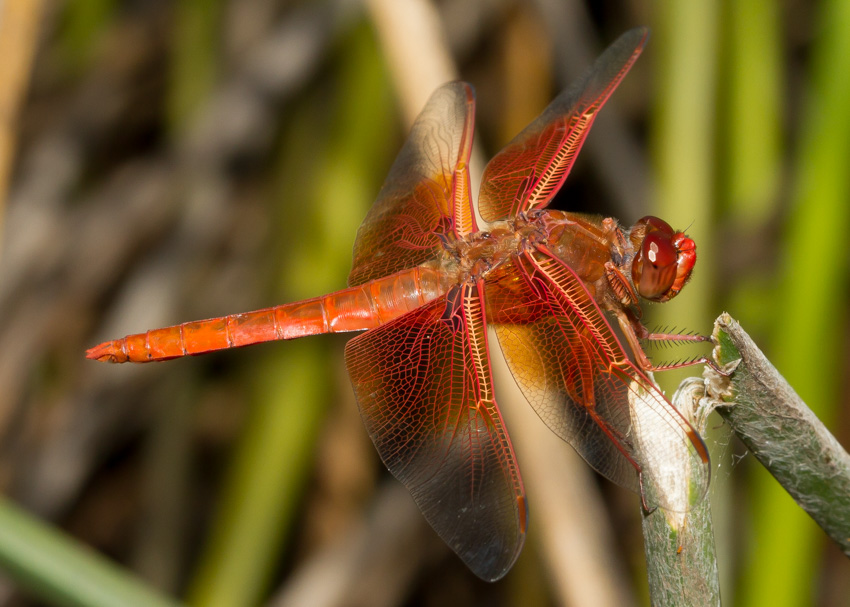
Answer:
623, 25, 651, 49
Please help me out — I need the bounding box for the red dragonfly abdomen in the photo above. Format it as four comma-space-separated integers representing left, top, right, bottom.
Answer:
86, 265, 450, 363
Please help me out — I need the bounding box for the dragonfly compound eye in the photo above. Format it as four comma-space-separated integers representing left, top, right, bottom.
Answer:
630, 216, 696, 302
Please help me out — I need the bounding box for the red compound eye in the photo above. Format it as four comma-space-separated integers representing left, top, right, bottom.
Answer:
630, 216, 695, 302
636, 232, 677, 299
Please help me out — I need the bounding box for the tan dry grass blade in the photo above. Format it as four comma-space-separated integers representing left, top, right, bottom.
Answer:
0, 0, 46, 242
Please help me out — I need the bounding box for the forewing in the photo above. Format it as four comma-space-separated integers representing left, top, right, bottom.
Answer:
345, 283, 527, 581
485, 249, 709, 511
477, 27, 648, 222
348, 82, 477, 286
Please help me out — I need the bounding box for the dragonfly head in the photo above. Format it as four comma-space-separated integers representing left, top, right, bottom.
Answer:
628, 216, 696, 303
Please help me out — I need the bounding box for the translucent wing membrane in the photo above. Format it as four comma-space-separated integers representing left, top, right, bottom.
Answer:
348, 82, 477, 287
485, 249, 708, 511
477, 27, 648, 223
345, 283, 527, 580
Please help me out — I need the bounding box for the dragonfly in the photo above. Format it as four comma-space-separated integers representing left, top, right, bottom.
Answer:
87, 27, 710, 581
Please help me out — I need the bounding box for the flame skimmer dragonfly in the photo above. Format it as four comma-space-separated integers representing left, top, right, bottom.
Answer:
88, 27, 710, 581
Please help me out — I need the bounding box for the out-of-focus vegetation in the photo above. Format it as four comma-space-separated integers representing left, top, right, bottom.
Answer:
0, 0, 847, 605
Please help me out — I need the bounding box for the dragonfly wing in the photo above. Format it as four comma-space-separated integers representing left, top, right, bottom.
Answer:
477, 27, 648, 223
348, 82, 477, 287
345, 282, 526, 581
485, 249, 709, 511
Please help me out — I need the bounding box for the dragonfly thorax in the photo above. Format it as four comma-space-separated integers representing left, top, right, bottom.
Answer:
531, 212, 697, 312
441, 211, 559, 283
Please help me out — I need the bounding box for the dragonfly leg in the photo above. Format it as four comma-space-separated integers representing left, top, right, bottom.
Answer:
643, 355, 730, 376
641, 328, 709, 345
614, 309, 730, 376
638, 471, 657, 514
604, 262, 639, 306
625, 309, 710, 345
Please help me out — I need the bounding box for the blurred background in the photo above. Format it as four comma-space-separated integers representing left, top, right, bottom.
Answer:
0, 0, 848, 605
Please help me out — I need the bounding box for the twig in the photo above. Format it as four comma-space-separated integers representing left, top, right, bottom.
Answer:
641, 377, 720, 606
707, 312, 850, 555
